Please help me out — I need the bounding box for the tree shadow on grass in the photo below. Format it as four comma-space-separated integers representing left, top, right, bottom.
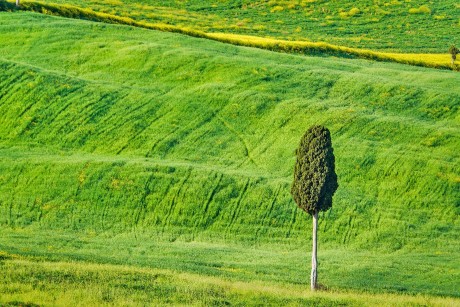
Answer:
4, 302, 40, 307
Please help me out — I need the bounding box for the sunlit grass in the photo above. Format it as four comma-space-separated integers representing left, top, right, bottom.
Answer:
0, 10, 459, 250
0, 238, 458, 306
0, 10, 459, 305
0, 249, 459, 306
0, 258, 405, 306
4, 0, 457, 53
11, 1, 459, 71
206, 33, 457, 70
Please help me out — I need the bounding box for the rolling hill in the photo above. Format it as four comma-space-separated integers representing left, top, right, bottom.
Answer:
12, 0, 460, 53
8, 0, 459, 70
0, 9, 459, 305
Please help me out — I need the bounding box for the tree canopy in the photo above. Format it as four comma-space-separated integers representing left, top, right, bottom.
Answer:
291, 125, 338, 215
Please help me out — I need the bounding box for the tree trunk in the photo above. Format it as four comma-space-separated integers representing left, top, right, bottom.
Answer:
311, 209, 318, 291
16, 0, 20, 7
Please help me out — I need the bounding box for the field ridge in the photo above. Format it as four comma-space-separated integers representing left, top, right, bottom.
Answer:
0, 147, 290, 181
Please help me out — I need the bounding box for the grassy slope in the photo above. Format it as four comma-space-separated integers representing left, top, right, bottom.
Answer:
1, 230, 459, 300
3, 255, 459, 307
0, 11, 459, 301
19, 0, 460, 53
1, 252, 459, 307
9, 1, 456, 71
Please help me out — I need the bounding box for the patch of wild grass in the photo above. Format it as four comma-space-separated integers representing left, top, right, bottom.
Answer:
408, 5, 431, 15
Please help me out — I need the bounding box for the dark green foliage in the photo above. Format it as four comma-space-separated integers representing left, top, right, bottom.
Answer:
291, 126, 338, 215
448, 45, 459, 55
449, 45, 459, 63
0, 0, 15, 11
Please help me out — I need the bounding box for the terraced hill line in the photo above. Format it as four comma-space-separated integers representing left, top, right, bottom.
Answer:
0, 147, 290, 182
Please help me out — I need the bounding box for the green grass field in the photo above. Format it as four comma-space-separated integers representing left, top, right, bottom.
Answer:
11, 0, 460, 53
6, 0, 459, 70
1, 231, 459, 305
0, 9, 459, 306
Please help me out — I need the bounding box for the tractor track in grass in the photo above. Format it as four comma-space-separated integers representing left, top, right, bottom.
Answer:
0, 146, 291, 183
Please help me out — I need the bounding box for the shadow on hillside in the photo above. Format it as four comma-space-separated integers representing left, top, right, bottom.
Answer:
0, 0, 16, 11
3, 302, 40, 307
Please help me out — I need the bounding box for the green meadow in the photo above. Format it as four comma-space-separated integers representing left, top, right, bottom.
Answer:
0, 9, 459, 306
13, 0, 460, 53
8, 0, 457, 71
1, 234, 459, 306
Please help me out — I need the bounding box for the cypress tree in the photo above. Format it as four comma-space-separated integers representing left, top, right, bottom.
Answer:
449, 45, 459, 66
291, 125, 338, 291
